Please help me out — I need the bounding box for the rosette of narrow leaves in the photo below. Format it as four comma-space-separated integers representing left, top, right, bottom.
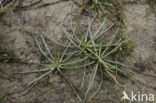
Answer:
13, 31, 95, 101
60, 15, 131, 102
13, 14, 132, 102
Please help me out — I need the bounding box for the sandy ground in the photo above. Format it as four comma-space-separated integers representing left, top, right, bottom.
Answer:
0, 0, 156, 103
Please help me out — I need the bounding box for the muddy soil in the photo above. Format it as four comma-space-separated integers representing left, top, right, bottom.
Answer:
0, 0, 156, 103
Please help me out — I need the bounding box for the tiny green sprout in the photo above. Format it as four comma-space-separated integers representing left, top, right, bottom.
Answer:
53, 59, 62, 68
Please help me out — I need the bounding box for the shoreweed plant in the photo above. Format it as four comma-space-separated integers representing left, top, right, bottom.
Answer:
13, 15, 133, 102
61, 15, 132, 102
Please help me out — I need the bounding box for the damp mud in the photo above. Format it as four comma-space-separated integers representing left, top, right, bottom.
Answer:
0, 0, 156, 103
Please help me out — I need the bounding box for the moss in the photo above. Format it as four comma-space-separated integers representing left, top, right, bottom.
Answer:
114, 33, 136, 59
146, 0, 156, 14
